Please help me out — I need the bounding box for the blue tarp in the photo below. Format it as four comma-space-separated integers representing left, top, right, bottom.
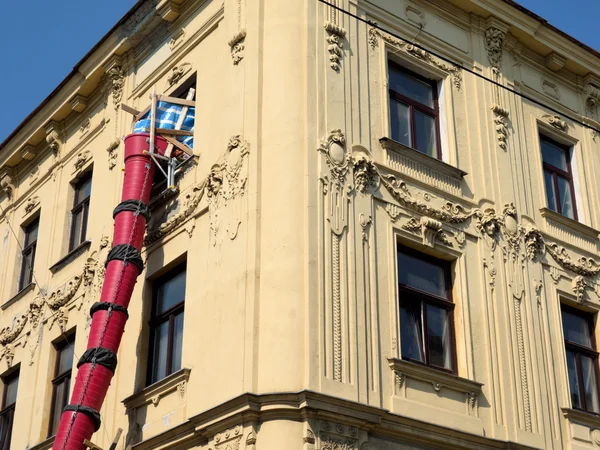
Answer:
134, 101, 195, 150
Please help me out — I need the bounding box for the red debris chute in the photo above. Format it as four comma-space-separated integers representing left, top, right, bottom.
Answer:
52, 133, 168, 450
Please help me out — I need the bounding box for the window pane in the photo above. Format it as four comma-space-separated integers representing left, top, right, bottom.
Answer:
50, 381, 67, 436
566, 350, 582, 409
557, 176, 575, 219
157, 269, 187, 314
58, 341, 75, 375
544, 170, 558, 212
562, 310, 592, 347
398, 251, 447, 297
390, 99, 411, 146
71, 211, 83, 247
400, 300, 424, 363
427, 304, 452, 369
75, 177, 92, 205
581, 355, 600, 413
4, 377, 18, 407
541, 139, 568, 170
389, 67, 434, 108
414, 110, 437, 158
171, 312, 184, 374
151, 322, 169, 384
25, 221, 39, 246
21, 251, 34, 288
0, 409, 14, 450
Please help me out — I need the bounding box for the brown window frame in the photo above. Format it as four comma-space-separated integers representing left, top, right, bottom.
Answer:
388, 61, 442, 159
0, 370, 19, 450
69, 173, 92, 252
540, 135, 578, 220
48, 335, 75, 437
397, 244, 457, 373
147, 264, 186, 386
19, 217, 39, 292
562, 305, 600, 413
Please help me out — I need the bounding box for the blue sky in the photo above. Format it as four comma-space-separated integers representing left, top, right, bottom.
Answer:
0, 1, 599, 143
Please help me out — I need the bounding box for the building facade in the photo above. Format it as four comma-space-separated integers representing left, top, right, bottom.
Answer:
1, 0, 600, 448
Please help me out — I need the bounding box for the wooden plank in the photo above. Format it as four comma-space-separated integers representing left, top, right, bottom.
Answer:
120, 104, 140, 116
156, 95, 195, 107
134, 104, 152, 123
108, 428, 123, 450
156, 128, 194, 136
164, 87, 195, 158
149, 88, 157, 153
162, 135, 194, 157
84, 439, 103, 450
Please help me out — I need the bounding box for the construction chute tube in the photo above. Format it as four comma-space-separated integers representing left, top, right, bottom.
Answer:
52, 133, 168, 450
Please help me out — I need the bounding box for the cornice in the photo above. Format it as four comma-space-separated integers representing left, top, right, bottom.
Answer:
123, 367, 191, 410
133, 390, 538, 450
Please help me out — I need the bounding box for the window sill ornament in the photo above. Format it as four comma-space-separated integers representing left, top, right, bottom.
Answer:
543, 114, 568, 132
123, 367, 190, 410
368, 28, 462, 90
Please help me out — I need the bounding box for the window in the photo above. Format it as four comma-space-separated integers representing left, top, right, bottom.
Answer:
541, 136, 577, 220
19, 218, 39, 291
70, 173, 92, 251
388, 62, 441, 159
48, 336, 75, 437
0, 370, 18, 450
398, 246, 455, 372
562, 306, 600, 413
148, 265, 186, 385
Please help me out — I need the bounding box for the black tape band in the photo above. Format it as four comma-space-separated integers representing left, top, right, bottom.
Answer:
113, 199, 151, 221
105, 244, 144, 272
63, 404, 102, 431
77, 347, 118, 373
90, 302, 129, 320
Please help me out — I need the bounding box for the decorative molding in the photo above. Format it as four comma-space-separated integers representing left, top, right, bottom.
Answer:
319, 421, 358, 450
353, 155, 378, 194
368, 28, 461, 90
106, 65, 125, 110
44, 120, 62, 157
73, 150, 91, 174
20, 144, 36, 161
23, 196, 40, 217
514, 293, 532, 431
0, 168, 15, 200
379, 173, 477, 224
69, 94, 88, 113
228, 30, 247, 65
167, 62, 192, 87
484, 26, 506, 74
214, 426, 243, 450
123, 368, 190, 410
208, 136, 250, 245
544, 53, 566, 72
46, 276, 83, 310
543, 114, 568, 132
402, 215, 452, 248
79, 118, 91, 137
324, 22, 346, 72
573, 275, 588, 304
585, 83, 600, 116
545, 243, 600, 277
107, 139, 120, 170
491, 104, 509, 150
534, 279, 543, 305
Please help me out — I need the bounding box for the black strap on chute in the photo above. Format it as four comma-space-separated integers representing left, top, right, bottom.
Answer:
63, 404, 102, 431
112, 199, 151, 221
89, 302, 129, 320
77, 347, 118, 373
105, 244, 144, 272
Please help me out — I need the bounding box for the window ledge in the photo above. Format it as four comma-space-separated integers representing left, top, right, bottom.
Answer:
388, 358, 483, 394
2, 282, 36, 310
562, 407, 600, 428
540, 208, 600, 240
379, 138, 466, 196
49, 240, 92, 274
29, 435, 54, 450
123, 368, 190, 410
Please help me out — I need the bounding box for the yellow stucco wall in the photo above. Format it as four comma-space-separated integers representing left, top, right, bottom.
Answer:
1, 0, 600, 449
